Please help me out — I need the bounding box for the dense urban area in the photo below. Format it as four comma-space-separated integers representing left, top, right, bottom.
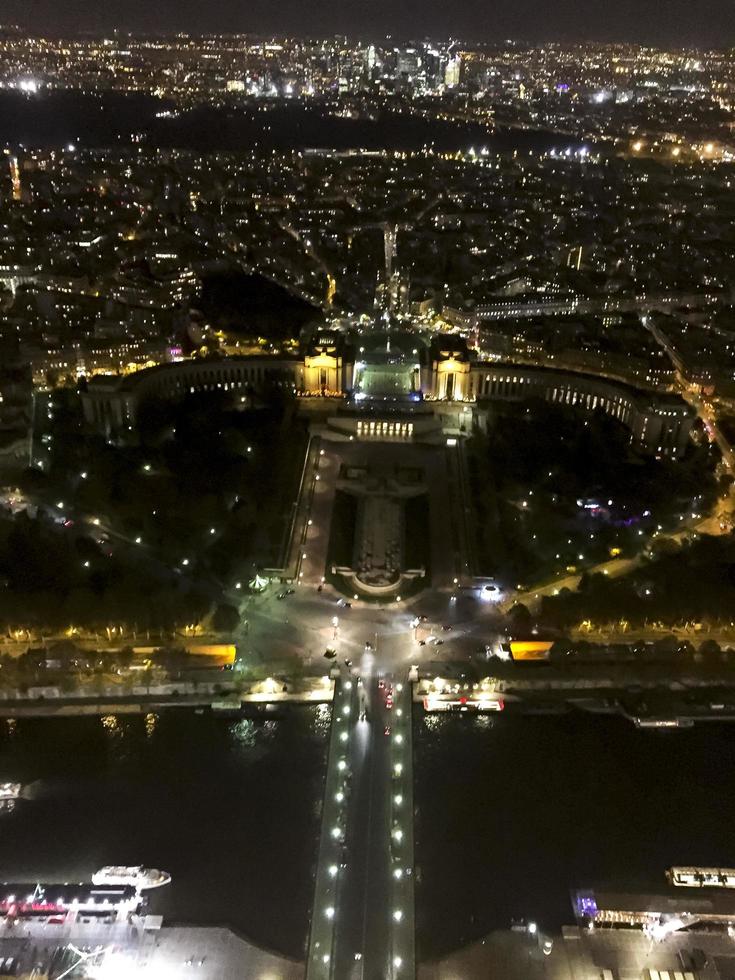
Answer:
1, 20, 735, 980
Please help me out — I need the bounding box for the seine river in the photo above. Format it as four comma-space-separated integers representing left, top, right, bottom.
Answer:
0, 708, 329, 960
414, 711, 735, 960
1, 708, 734, 962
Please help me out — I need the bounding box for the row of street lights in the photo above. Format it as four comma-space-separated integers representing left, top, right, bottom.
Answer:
294, 444, 326, 584
306, 675, 354, 979
389, 679, 415, 977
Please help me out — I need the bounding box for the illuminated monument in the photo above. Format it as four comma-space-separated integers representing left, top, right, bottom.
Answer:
82, 326, 694, 457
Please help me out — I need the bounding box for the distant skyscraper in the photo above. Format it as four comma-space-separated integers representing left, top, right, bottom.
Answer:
339, 49, 370, 92
422, 48, 444, 91
7, 155, 21, 202
396, 48, 421, 84
384, 225, 397, 283
445, 56, 462, 88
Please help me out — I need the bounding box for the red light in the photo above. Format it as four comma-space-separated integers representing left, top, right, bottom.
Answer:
460, 696, 467, 704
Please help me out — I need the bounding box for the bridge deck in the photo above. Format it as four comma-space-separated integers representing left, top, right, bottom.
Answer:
307, 665, 416, 979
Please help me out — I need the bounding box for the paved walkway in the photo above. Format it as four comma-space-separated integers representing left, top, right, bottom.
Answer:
299, 442, 340, 586
420, 922, 735, 979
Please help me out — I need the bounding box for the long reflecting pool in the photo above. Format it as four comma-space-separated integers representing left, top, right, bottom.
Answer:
0, 707, 329, 959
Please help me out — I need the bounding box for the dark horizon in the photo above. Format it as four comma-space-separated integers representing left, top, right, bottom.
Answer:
1, 0, 734, 49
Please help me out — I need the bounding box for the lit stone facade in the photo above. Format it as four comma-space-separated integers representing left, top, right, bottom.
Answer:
420, 337, 472, 400
81, 339, 695, 457
82, 356, 304, 433
466, 364, 695, 457
303, 331, 354, 394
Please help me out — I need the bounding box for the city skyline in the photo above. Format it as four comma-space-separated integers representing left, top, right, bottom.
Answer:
1, 0, 735, 48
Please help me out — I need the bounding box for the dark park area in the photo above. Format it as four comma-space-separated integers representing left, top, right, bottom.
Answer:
197, 271, 320, 344
9, 383, 308, 633
466, 399, 720, 587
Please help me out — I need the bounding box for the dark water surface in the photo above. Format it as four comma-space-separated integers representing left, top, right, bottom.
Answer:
0, 707, 329, 959
414, 710, 735, 961
2, 704, 725, 965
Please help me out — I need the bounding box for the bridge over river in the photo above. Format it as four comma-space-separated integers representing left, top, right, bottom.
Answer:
306, 661, 416, 980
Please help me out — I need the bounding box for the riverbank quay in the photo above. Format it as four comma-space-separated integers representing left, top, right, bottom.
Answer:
0, 675, 335, 717
0, 918, 303, 979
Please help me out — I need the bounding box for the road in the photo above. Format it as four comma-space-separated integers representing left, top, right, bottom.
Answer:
332, 671, 394, 979
306, 642, 415, 980
643, 313, 735, 470
500, 497, 735, 615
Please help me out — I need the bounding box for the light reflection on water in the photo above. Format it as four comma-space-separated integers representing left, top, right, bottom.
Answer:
100, 714, 122, 737
423, 713, 497, 730
0, 705, 330, 958
423, 713, 443, 734
228, 717, 278, 750
230, 718, 259, 748
314, 703, 332, 736
422, 713, 497, 733
474, 714, 495, 730
227, 708, 331, 756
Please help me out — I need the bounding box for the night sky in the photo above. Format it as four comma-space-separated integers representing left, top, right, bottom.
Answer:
2, 0, 735, 47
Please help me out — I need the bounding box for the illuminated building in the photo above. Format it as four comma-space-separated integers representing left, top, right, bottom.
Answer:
303, 331, 353, 394
7, 154, 21, 202
444, 56, 462, 88
81, 330, 694, 457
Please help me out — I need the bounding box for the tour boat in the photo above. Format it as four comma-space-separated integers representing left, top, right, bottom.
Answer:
92, 866, 171, 890
667, 866, 735, 889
